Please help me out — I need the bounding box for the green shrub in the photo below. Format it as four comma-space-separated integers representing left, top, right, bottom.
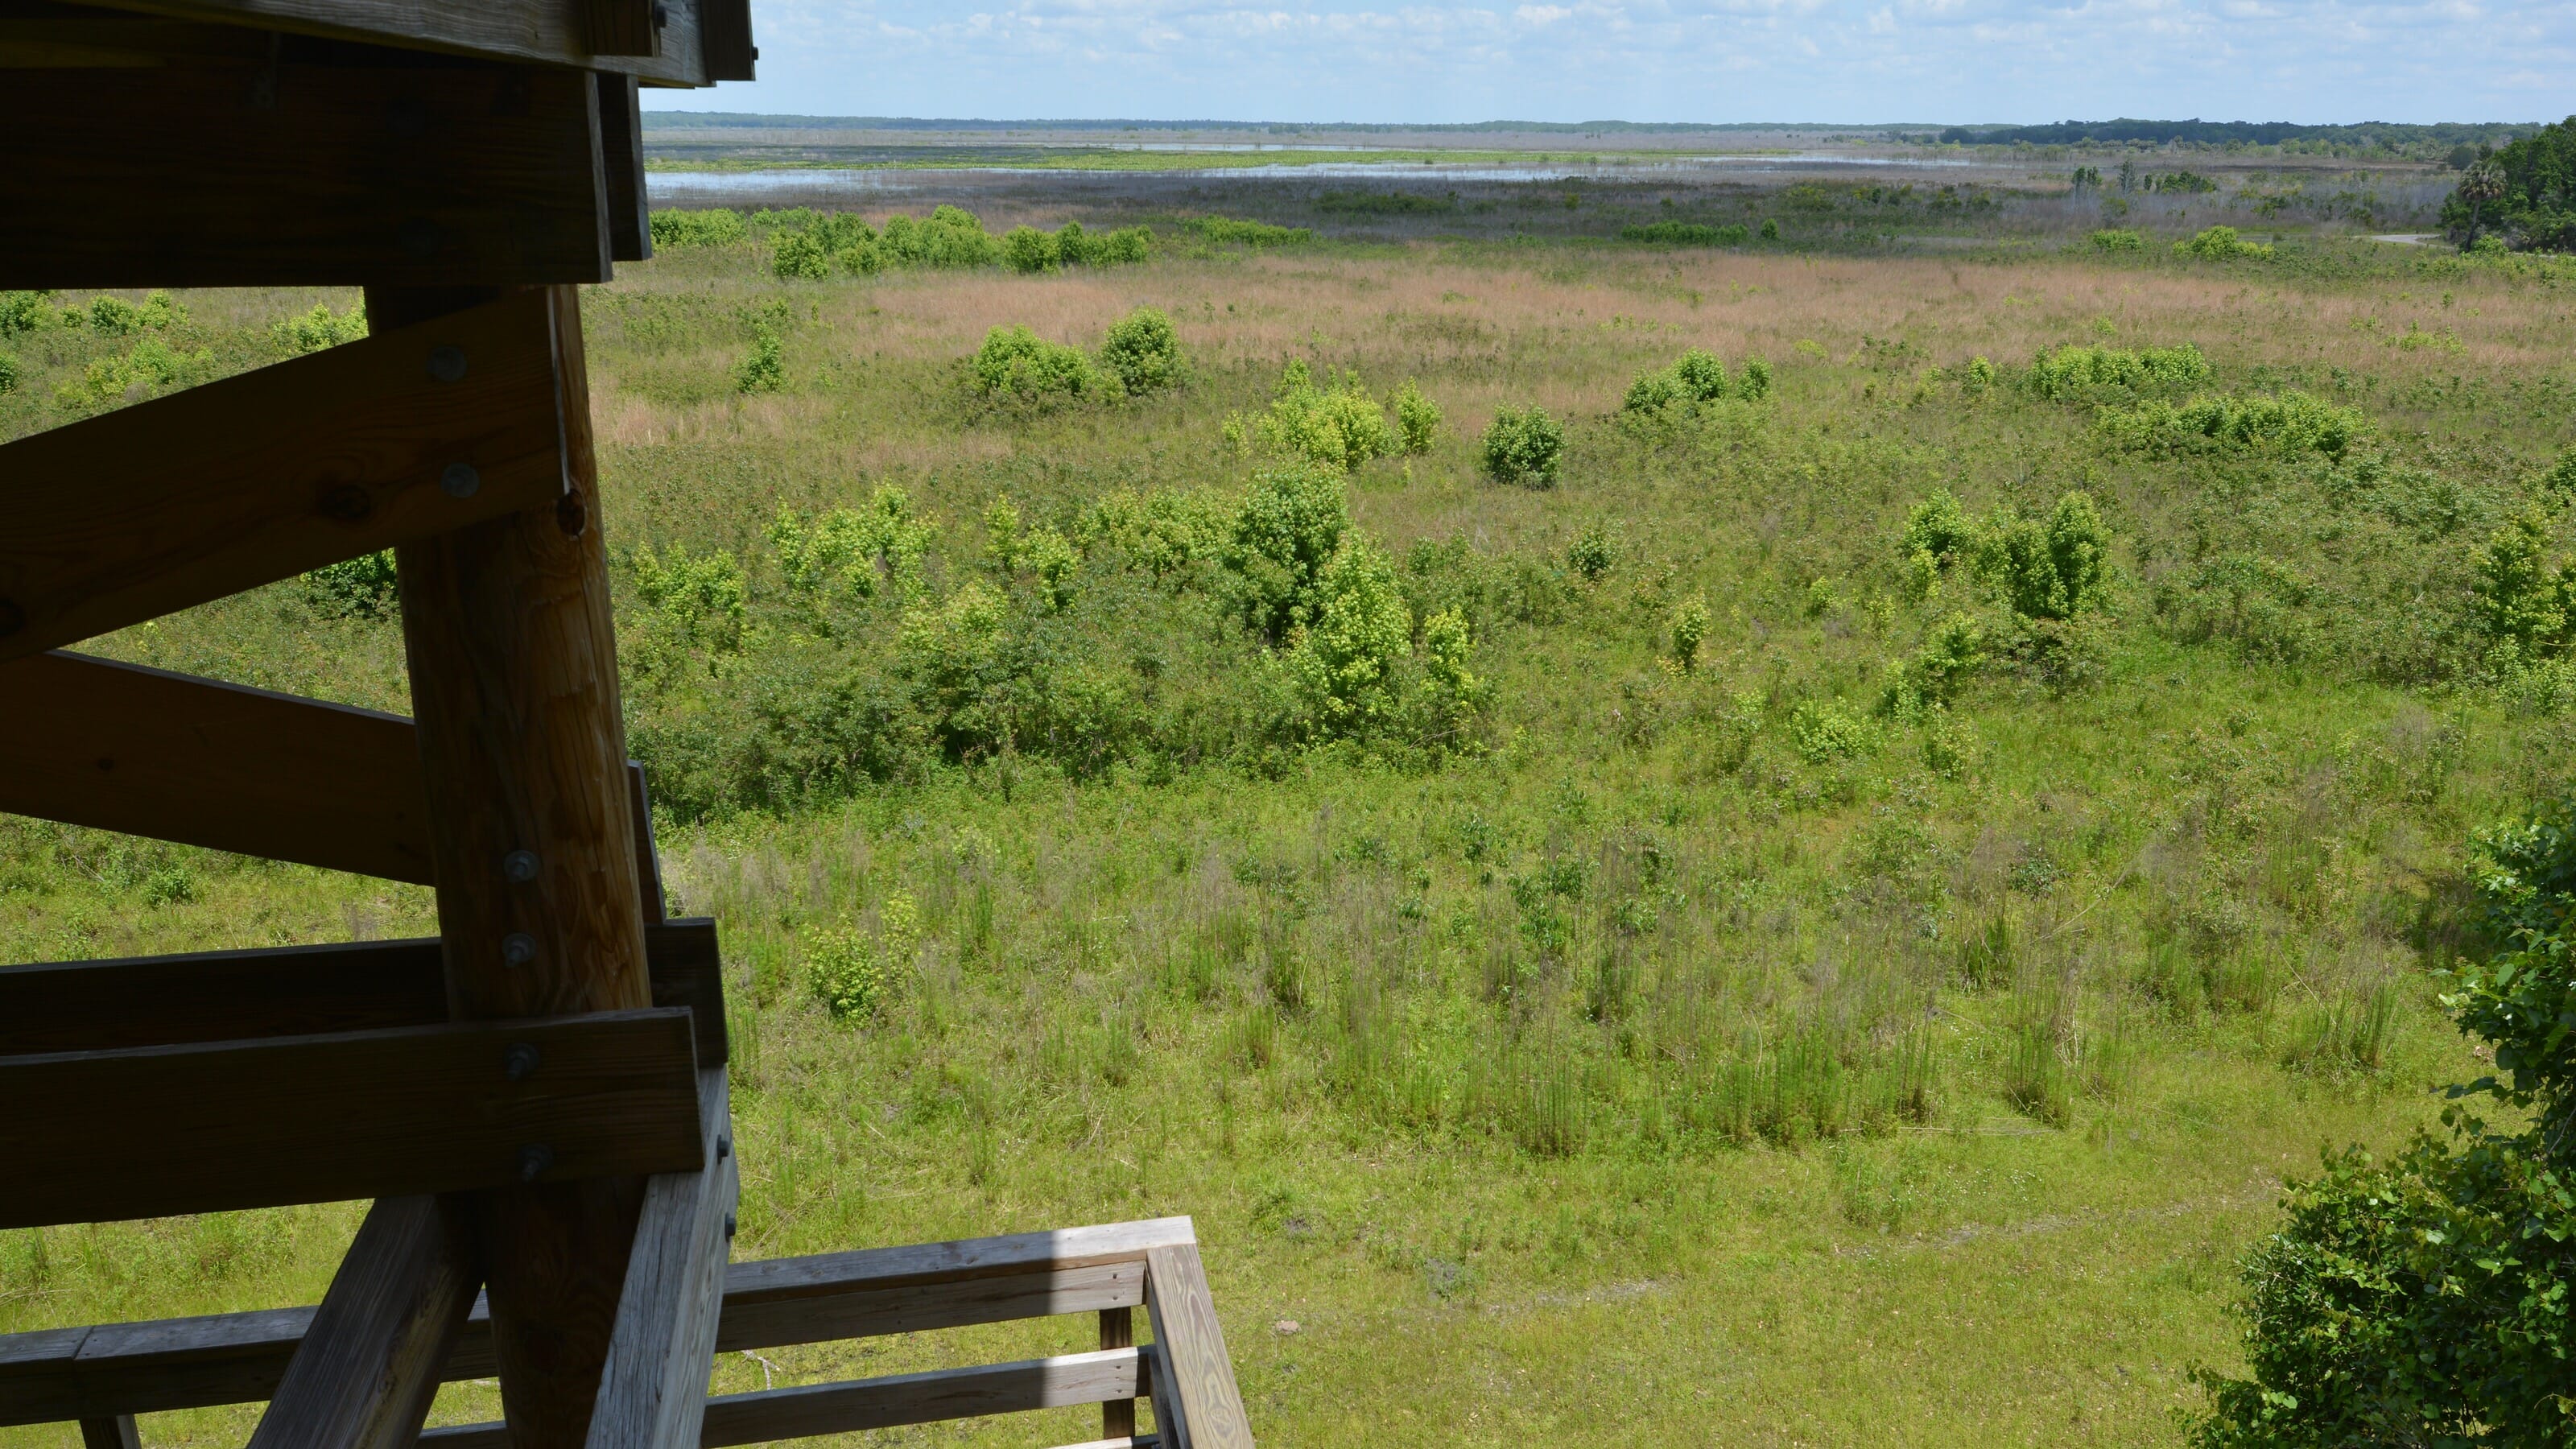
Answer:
2089, 229, 2146, 252
1002, 225, 1059, 274
882, 206, 1004, 269
1227, 463, 1349, 641
2175, 225, 2274, 260
2098, 390, 2367, 459
1257, 362, 1393, 473
1100, 307, 1183, 394
1415, 606, 1485, 748
1190, 217, 1315, 247
770, 229, 833, 280
1054, 220, 1153, 266
273, 302, 368, 355
1284, 537, 1414, 740
1393, 381, 1441, 453
1979, 491, 2112, 621
649, 208, 749, 248
734, 328, 785, 393
1567, 522, 1616, 582
1622, 349, 1769, 414
1671, 598, 1710, 672
2471, 508, 2571, 661
88, 291, 181, 335
1482, 406, 1565, 487
2026, 341, 2211, 399
771, 487, 939, 605
303, 549, 400, 619
1739, 357, 1773, 399
1620, 221, 1749, 246
1792, 700, 1872, 763
2541, 444, 2576, 493
1759, 217, 1780, 240
0, 291, 51, 337
0, 352, 16, 396
60, 336, 213, 409
1901, 489, 1977, 565
973, 324, 1115, 402
805, 891, 917, 1022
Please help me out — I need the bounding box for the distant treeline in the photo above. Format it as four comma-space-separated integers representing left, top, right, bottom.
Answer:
1933, 118, 2533, 152
641, 113, 1934, 135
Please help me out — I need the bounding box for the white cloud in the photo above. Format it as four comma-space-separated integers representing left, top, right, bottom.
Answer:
653, 0, 2576, 122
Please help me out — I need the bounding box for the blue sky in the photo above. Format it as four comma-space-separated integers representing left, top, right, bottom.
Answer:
647, 0, 2575, 124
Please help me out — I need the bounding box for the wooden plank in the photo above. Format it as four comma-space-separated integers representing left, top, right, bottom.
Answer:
583, 0, 657, 56
1100, 1305, 1136, 1439
0, 1222, 1179, 1425
631, 761, 668, 923
0, 652, 432, 882
76, 1416, 140, 1449
1143, 1245, 1253, 1449
597, 73, 651, 262
584, 1069, 735, 1449
0, 64, 612, 290
0, 918, 728, 1067
1051, 1438, 1162, 1449
386, 279, 651, 1449
422, 1348, 1146, 1449
52, 0, 712, 86
698, 0, 751, 80
0, 289, 568, 666
245, 1195, 481, 1449
0, 1009, 702, 1230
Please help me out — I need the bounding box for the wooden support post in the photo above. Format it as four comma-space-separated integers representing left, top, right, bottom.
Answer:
246, 1196, 480, 1449
76, 1416, 139, 1449
1099, 1306, 1135, 1439
1143, 1245, 1254, 1449
584, 1069, 735, 1449
381, 281, 652, 1449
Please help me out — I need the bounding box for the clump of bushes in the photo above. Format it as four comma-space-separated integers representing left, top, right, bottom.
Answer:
1481, 405, 1565, 488
1188, 217, 1315, 247
303, 549, 400, 619
57, 336, 215, 411
972, 306, 1186, 404
765, 205, 1153, 281
805, 890, 918, 1022
2025, 341, 2209, 399
2088, 229, 2145, 252
1621, 347, 1773, 413
1001, 220, 1156, 274
649, 208, 750, 249
273, 302, 367, 355
734, 327, 785, 394
1619, 221, 1751, 246
2097, 390, 2367, 459
2174, 225, 2275, 260
1253, 361, 1394, 473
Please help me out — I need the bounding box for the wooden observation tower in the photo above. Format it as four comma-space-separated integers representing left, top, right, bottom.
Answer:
0, 5, 1253, 1446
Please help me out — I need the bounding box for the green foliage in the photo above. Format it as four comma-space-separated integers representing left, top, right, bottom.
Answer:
1099, 307, 1184, 394
1567, 521, 1617, 582
1759, 217, 1781, 240
87, 291, 184, 335
302, 550, 399, 620
0, 290, 52, 337
806, 890, 918, 1021
1051, 220, 1154, 266
770, 228, 833, 280
649, 208, 750, 248
2089, 229, 2146, 252
2098, 390, 2368, 460
1002, 225, 1059, 274
1256, 361, 1393, 473
59, 336, 213, 410
771, 487, 939, 606
2175, 225, 2276, 260
1620, 221, 1750, 246
0, 352, 16, 396
1187, 217, 1316, 247
272, 302, 367, 355
1283, 538, 1414, 741
734, 327, 785, 393
1622, 348, 1770, 415
1979, 492, 2112, 622
1393, 380, 1442, 454
2437, 116, 2576, 251
974, 325, 1116, 402
1901, 489, 1978, 568
1481, 405, 1565, 487
1792, 699, 1872, 763
1228, 463, 1349, 641
2543, 444, 2576, 494
1671, 598, 1710, 672
630, 541, 748, 667
2025, 341, 2211, 399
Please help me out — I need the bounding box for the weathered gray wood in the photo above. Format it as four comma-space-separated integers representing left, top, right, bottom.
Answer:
698, 0, 751, 79
0, 918, 725, 1066
246, 1196, 480, 1449
1, 1221, 1183, 1425
76, 1414, 140, 1449
1144, 1245, 1253, 1449
630, 762, 667, 923
584, 1068, 734, 1449
423, 1348, 1145, 1448
1100, 1305, 1136, 1439
64, 0, 714, 85
0, 1009, 703, 1229
0, 287, 567, 665
597, 74, 650, 263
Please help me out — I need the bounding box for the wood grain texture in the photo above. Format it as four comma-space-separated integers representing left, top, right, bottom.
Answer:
0, 1009, 702, 1230
388, 281, 650, 1449
0, 918, 726, 1065
1100, 1305, 1137, 1439
630, 761, 668, 923
597, 73, 650, 262
0, 64, 612, 290
75, 1416, 139, 1449
715, 1261, 1145, 1353
0, 651, 432, 881
422, 1348, 1146, 1449
720, 1218, 1196, 1302
581, 0, 656, 56
245, 1195, 480, 1449
0, 288, 566, 665
584, 1068, 734, 1449
54, 0, 711, 85
697, 0, 751, 79
1144, 1245, 1253, 1449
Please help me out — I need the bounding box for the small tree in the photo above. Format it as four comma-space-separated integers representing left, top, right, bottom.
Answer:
2456, 159, 2507, 250
1100, 307, 1183, 394
1482, 405, 1565, 488
1393, 381, 1442, 454
733, 327, 785, 394
1671, 599, 1710, 673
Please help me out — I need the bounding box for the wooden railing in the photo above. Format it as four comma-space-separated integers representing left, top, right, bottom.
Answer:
2, 1216, 1251, 1448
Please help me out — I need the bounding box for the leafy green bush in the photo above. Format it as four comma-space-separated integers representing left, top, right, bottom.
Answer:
2025, 341, 2211, 399
973, 325, 1116, 402
1255, 361, 1393, 473
1482, 406, 1565, 487
771, 487, 939, 606
303, 549, 400, 619
273, 302, 367, 355
2190, 806, 2576, 1447
805, 891, 917, 1022
1227, 463, 1349, 641
1620, 221, 1750, 246
1622, 349, 1771, 414
1189, 217, 1315, 247
88, 291, 182, 335
2436, 116, 2576, 251
734, 327, 785, 393
1053, 220, 1153, 266
2098, 390, 2367, 459
0, 352, 17, 396
1759, 217, 1781, 240
649, 208, 749, 248
60, 336, 213, 410
1979, 491, 2112, 621
1100, 307, 1183, 394
1792, 700, 1872, 763
0, 291, 51, 337
1002, 225, 1059, 274
770, 229, 832, 280
1567, 521, 1616, 582
2175, 225, 2275, 260
2542, 444, 2576, 493
1671, 599, 1710, 672
1284, 538, 1414, 740
2089, 229, 2146, 252
882, 206, 1004, 269
1393, 381, 1441, 453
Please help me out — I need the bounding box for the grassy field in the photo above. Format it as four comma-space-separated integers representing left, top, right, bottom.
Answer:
5, 199, 2576, 1446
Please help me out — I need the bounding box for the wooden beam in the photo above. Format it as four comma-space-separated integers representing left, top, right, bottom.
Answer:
423, 1348, 1150, 1449
0, 918, 727, 1066
70, 0, 713, 84
1100, 1305, 1137, 1440
76, 1416, 140, 1449
0, 289, 568, 665
0, 1009, 703, 1230
582, 0, 657, 56
246, 1196, 481, 1449
597, 72, 651, 262
698, 0, 752, 80
584, 1068, 734, 1449
0, 64, 613, 290
0, 652, 432, 881
0, 651, 673, 897
1143, 1245, 1253, 1449
0, 1220, 1191, 1426
385, 279, 653, 1449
